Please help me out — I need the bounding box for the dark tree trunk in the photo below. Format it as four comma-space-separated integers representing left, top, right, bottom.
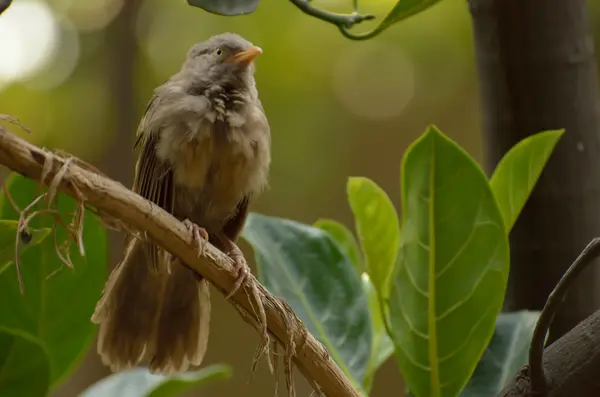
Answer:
103, 0, 139, 196
468, 0, 600, 343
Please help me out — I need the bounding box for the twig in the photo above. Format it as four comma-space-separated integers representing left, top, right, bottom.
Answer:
2, 181, 20, 212
1, 183, 82, 293
529, 238, 600, 395
288, 0, 374, 30
0, 114, 29, 133
0, 128, 360, 397
11, 192, 45, 293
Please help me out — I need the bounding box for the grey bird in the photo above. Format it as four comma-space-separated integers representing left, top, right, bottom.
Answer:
91, 32, 271, 374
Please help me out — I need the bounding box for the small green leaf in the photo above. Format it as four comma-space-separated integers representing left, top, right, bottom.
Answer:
344, 0, 442, 39
314, 218, 363, 273
461, 311, 540, 396
187, 0, 259, 16
0, 220, 51, 274
361, 274, 395, 393
347, 177, 400, 300
391, 126, 509, 397
0, 173, 108, 386
80, 364, 231, 397
0, 328, 51, 396
242, 213, 371, 387
490, 130, 564, 231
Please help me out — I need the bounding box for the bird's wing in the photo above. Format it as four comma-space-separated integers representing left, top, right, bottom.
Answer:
132, 95, 174, 272
220, 196, 250, 243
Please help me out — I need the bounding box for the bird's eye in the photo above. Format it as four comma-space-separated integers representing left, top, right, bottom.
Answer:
214, 48, 223, 56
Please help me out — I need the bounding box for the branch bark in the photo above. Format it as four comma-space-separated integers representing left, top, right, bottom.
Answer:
0, 128, 360, 397
468, 0, 600, 343
498, 308, 600, 396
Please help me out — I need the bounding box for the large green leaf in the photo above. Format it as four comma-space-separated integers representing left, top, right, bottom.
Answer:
0, 328, 51, 396
390, 126, 509, 397
361, 274, 395, 393
460, 311, 540, 396
81, 365, 232, 397
0, 173, 107, 386
242, 213, 371, 388
347, 177, 400, 300
314, 218, 363, 273
490, 130, 563, 232
187, 0, 259, 16
0, 220, 51, 274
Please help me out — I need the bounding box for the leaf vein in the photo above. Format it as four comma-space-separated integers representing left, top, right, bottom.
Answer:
403, 262, 429, 298
393, 340, 431, 371
395, 293, 430, 340
438, 298, 498, 363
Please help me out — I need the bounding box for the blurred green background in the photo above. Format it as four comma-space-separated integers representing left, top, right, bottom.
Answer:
2, 0, 600, 395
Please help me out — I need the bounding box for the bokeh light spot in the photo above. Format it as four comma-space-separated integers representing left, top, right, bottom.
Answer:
0, 0, 59, 84
332, 41, 416, 120
65, 0, 124, 32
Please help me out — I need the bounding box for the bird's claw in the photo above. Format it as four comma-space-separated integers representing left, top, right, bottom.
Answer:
225, 242, 250, 300
183, 219, 208, 258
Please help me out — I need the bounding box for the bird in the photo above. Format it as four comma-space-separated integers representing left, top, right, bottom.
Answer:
91, 32, 271, 374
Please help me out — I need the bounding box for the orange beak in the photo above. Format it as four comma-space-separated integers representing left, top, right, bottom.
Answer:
227, 45, 263, 65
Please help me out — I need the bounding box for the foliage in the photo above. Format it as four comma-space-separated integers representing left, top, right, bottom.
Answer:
347, 177, 400, 301
391, 127, 509, 397
460, 311, 540, 396
0, 328, 51, 396
243, 214, 372, 387
0, 172, 231, 396
243, 125, 561, 396
0, 174, 107, 388
0, 124, 561, 396
0, 220, 51, 274
489, 130, 564, 231
348, 0, 443, 39
81, 364, 232, 397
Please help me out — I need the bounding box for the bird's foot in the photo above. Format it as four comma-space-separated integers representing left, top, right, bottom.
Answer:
183, 219, 209, 258
224, 240, 251, 299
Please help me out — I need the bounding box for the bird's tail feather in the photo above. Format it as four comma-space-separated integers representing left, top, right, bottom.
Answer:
92, 238, 210, 374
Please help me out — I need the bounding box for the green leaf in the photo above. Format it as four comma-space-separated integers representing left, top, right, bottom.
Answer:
460, 311, 540, 396
390, 126, 509, 397
0, 220, 51, 274
490, 130, 564, 231
0, 327, 51, 396
314, 218, 363, 273
347, 177, 400, 300
187, 0, 259, 16
0, 173, 108, 386
343, 0, 443, 39
80, 364, 232, 397
361, 274, 395, 393
242, 213, 371, 388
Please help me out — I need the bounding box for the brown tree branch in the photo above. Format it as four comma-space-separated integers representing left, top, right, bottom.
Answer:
528, 238, 600, 395
498, 309, 600, 397
497, 238, 600, 397
0, 127, 361, 397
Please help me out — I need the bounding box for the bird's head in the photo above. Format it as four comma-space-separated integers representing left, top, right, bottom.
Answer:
181, 32, 262, 94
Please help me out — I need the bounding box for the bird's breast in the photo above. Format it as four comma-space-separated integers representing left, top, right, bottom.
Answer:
156, 102, 270, 229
